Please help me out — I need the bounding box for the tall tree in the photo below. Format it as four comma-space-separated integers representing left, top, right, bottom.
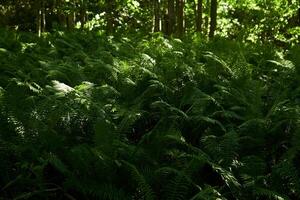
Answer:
209, 0, 217, 38
298, 7, 300, 26
167, 0, 175, 35
204, 0, 209, 35
35, 0, 46, 36
176, 0, 184, 36
41, 0, 46, 32
154, 0, 160, 32
195, 0, 203, 32
79, 0, 87, 28
162, 0, 168, 34
106, 0, 115, 33
67, 1, 76, 30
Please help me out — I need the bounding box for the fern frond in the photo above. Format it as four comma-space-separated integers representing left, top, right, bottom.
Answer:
151, 100, 188, 120
254, 187, 290, 200
203, 51, 233, 77
120, 160, 156, 200
156, 167, 194, 200
190, 185, 226, 200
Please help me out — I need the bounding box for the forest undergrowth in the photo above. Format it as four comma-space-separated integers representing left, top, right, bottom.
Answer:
0, 29, 300, 200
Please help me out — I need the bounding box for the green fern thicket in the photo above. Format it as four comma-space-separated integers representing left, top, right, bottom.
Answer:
0, 29, 300, 200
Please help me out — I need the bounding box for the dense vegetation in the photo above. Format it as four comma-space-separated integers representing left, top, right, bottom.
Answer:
0, 0, 300, 200
0, 29, 300, 200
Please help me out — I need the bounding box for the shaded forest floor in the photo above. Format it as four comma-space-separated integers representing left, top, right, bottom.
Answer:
0, 29, 300, 199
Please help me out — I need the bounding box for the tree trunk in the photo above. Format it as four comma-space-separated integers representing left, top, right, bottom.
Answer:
106, 0, 115, 33
176, 0, 184, 36
35, 0, 42, 36
204, 0, 209, 35
298, 8, 300, 25
176, 0, 179, 32
154, 0, 160, 32
41, 0, 46, 32
80, 0, 87, 28
68, 1, 76, 30
195, 0, 203, 32
162, 0, 168, 34
162, 11, 168, 34
167, 0, 175, 35
209, 0, 217, 38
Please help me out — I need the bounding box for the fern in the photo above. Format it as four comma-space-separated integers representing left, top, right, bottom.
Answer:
254, 187, 290, 200
155, 167, 194, 200
190, 185, 226, 200
120, 160, 156, 200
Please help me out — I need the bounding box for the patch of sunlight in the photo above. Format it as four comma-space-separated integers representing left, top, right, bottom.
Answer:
0, 86, 4, 96
52, 80, 74, 94
0, 48, 8, 53
7, 115, 25, 138
21, 42, 37, 53
75, 81, 95, 92
275, 196, 284, 200
141, 53, 156, 66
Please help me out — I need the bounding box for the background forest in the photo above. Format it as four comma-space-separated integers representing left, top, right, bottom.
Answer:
0, 0, 300, 200
1, 0, 300, 42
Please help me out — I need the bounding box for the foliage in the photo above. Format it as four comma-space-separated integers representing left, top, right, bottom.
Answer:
0, 28, 299, 199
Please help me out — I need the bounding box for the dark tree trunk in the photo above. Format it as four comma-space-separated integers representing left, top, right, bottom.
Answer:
176, 0, 179, 31
162, 0, 168, 34
204, 0, 209, 35
106, 0, 115, 33
298, 8, 300, 25
167, 0, 175, 35
80, 0, 87, 28
209, 0, 217, 38
196, 0, 203, 32
162, 11, 168, 34
176, 0, 184, 36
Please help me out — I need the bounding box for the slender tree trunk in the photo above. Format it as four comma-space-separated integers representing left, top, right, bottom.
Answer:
204, 0, 209, 35
154, 0, 160, 32
162, 0, 168, 34
176, 0, 179, 32
41, 0, 46, 32
298, 8, 300, 25
80, 0, 87, 28
167, 0, 175, 35
106, 0, 115, 33
209, 0, 217, 38
35, 0, 42, 36
162, 11, 168, 34
177, 0, 184, 36
195, 0, 203, 32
